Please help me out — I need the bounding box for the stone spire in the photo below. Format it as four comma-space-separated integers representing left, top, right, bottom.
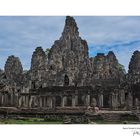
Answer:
4, 55, 23, 84
91, 51, 125, 85
61, 16, 79, 39
127, 50, 140, 85
107, 51, 118, 62
31, 47, 47, 71
128, 50, 140, 74
30, 47, 47, 84
47, 16, 89, 86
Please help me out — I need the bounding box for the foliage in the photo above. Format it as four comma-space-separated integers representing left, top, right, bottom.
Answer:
45, 48, 50, 56
117, 63, 126, 74
0, 118, 63, 124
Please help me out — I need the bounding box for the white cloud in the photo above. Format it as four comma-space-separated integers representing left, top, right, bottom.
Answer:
75, 16, 140, 45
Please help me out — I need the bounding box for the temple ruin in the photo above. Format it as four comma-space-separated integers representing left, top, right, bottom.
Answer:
0, 16, 140, 122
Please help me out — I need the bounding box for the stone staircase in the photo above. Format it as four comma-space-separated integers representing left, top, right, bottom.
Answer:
100, 113, 121, 121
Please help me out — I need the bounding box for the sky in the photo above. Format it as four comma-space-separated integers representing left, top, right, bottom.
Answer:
0, 16, 140, 72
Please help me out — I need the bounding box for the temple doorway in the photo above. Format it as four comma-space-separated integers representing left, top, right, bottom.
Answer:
31, 81, 36, 89
64, 75, 69, 86
66, 95, 72, 106
55, 96, 62, 107
103, 94, 110, 108
78, 95, 85, 106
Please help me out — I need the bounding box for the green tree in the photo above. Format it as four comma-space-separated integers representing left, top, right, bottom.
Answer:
45, 48, 50, 56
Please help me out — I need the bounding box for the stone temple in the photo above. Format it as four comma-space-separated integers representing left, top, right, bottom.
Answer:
0, 16, 140, 122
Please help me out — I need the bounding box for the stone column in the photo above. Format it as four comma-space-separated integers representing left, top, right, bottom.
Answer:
29, 96, 33, 108
61, 96, 67, 107
10, 93, 13, 106
101, 94, 103, 107
39, 97, 42, 108
99, 94, 103, 108
29, 80, 32, 89
126, 93, 133, 110
15, 94, 19, 107
75, 95, 78, 106
85, 95, 90, 107
25, 95, 29, 108
5, 94, 8, 106
128, 93, 133, 109
61, 96, 65, 107
41, 97, 44, 107
44, 96, 47, 108
114, 94, 119, 110
115, 94, 119, 109
135, 98, 139, 110
4, 94, 7, 106
23, 96, 26, 107
1, 95, 4, 106
120, 90, 125, 105
50, 96, 56, 109
27, 95, 30, 108
43, 96, 47, 108
0, 93, 1, 106
18, 96, 22, 107
111, 93, 115, 109
111, 93, 118, 110
47, 97, 53, 108
72, 95, 76, 107
49, 97, 53, 108
26, 95, 29, 108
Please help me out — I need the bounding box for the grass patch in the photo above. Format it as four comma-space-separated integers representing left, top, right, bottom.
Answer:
0, 118, 139, 124
0, 118, 63, 124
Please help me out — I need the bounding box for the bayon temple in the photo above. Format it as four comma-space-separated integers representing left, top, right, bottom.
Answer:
0, 16, 140, 121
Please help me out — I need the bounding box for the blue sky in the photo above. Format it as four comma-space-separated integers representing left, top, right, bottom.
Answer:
0, 16, 140, 72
